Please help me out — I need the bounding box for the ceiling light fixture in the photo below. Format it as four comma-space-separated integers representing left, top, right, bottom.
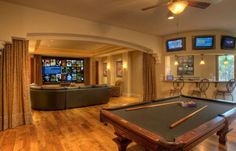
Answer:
168, 0, 189, 15
200, 54, 205, 65
224, 55, 229, 65
174, 55, 179, 66
107, 63, 111, 70
167, 11, 175, 20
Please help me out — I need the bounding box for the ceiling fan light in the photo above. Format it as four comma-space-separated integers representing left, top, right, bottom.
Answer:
168, 1, 189, 15
167, 11, 175, 20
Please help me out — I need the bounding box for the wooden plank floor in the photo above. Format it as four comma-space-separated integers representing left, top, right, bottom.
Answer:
0, 97, 236, 151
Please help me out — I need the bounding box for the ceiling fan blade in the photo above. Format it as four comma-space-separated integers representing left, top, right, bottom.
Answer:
142, 4, 160, 11
188, 1, 211, 9
142, 1, 167, 11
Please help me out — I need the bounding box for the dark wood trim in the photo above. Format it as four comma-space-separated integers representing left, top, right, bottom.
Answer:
216, 55, 219, 81
30, 57, 34, 84
95, 61, 99, 84
234, 55, 236, 79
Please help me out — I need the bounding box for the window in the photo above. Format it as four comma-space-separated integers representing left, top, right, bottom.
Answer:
218, 55, 235, 81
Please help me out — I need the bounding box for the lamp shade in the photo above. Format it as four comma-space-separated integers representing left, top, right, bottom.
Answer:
224, 55, 229, 65
174, 60, 179, 66
200, 60, 205, 65
200, 54, 205, 65
224, 60, 229, 65
168, 1, 188, 15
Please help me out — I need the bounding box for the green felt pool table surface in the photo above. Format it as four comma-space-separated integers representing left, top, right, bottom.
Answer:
109, 96, 236, 142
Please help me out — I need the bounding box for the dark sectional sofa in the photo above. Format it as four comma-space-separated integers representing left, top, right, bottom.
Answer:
30, 85, 110, 110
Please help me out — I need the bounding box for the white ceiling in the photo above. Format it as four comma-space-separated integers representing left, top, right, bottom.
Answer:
2, 0, 236, 35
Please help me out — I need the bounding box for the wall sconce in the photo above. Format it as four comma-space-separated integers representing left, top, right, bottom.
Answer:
107, 63, 110, 70
224, 54, 229, 65
122, 62, 127, 69
174, 55, 179, 66
200, 54, 205, 65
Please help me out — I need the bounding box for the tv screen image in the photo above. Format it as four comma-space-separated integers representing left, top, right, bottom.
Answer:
221, 36, 236, 49
166, 38, 185, 52
193, 36, 215, 50
42, 57, 84, 83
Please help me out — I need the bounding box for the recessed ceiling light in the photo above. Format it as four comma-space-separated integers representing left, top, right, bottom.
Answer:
167, 11, 175, 20
168, 16, 175, 20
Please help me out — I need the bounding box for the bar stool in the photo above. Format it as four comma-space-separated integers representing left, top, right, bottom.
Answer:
191, 78, 210, 98
215, 79, 236, 101
169, 79, 184, 96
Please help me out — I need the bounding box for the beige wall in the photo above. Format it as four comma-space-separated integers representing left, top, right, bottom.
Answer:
130, 51, 143, 98
99, 57, 108, 84
98, 51, 143, 98
167, 55, 217, 79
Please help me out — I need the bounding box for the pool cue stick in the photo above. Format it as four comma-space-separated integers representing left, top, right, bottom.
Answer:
125, 101, 180, 111
169, 105, 208, 129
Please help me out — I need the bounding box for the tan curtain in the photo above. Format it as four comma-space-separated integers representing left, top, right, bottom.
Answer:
0, 39, 32, 131
143, 53, 157, 102
34, 55, 43, 86
0, 49, 3, 130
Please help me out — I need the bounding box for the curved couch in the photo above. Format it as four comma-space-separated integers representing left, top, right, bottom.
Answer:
30, 85, 110, 110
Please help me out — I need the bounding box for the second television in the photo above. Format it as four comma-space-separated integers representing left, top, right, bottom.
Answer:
193, 35, 215, 50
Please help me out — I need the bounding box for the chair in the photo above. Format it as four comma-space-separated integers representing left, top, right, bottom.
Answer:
191, 79, 210, 98
215, 79, 236, 101
110, 80, 123, 97
169, 79, 184, 96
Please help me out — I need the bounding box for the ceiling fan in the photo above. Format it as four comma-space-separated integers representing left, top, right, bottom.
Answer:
142, 0, 212, 15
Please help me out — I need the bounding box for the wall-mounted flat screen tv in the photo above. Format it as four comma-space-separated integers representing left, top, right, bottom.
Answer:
166, 38, 185, 52
193, 36, 215, 50
42, 57, 84, 84
221, 36, 236, 49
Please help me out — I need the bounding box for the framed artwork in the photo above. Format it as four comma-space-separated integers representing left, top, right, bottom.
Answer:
177, 56, 194, 76
116, 61, 123, 77
103, 63, 107, 77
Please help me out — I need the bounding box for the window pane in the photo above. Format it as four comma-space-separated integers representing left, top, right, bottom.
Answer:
218, 55, 234, 81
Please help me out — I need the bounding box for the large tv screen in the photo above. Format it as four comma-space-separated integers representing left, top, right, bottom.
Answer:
221, 36, 236, 50
166, 38, 185, 52
193, 36, 215, 50
42, 57, 84, 83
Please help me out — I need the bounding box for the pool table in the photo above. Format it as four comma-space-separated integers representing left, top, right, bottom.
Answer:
100, 96, 236, 151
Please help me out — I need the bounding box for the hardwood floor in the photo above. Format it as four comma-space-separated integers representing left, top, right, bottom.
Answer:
0, 97, 236, 151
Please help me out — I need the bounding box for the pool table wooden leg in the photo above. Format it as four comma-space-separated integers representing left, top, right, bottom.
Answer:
113, 136, 132, 151
217, 121, 229, 145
